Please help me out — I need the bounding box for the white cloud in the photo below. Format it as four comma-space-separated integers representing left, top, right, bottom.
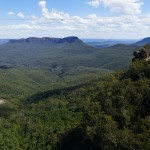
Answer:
87, 0, 100, 7
87, 0, 143, 15
39, 1, 49, 15
7, 11, 15, 15
17, 12, 25, 18
1, 14, 150, 39
39, 1, 70, 20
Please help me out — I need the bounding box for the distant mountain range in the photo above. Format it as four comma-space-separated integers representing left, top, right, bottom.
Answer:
0, 36, 139, 73
1, 37, 150, 46
83, 37, 150, 47
83, 39, 139, 48
1, 37, 150, 47
0, 36, 149, 74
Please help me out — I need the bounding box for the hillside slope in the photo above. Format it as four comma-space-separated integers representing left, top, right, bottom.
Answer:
134, 37, 150, 46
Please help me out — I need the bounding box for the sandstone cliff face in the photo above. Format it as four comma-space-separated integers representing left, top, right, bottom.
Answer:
133, 45, 150, 61
9, 36, 83, 44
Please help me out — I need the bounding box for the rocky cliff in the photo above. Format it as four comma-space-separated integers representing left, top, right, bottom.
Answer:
133, 44, 150, 61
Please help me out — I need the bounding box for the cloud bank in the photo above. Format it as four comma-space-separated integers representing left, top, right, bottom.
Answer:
1, 0, 150, 39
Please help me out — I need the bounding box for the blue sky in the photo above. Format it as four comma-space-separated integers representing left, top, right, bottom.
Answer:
0, 0, 150, 39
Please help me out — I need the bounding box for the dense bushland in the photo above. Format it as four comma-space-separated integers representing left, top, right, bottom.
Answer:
0, 46, 150, 149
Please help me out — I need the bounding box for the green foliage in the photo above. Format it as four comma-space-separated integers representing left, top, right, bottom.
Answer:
0, 66, 109, 100
127, 60, 150, 80
0, 45, 149, 149
144, 44, 150, 49
0, 120, 20, 150
59, 59, 150, 150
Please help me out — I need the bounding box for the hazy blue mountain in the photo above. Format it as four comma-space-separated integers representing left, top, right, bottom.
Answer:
134, 37, 150, 46
0, 39, 9, 45
10, 36, 82, 44
83, 39, 138, 48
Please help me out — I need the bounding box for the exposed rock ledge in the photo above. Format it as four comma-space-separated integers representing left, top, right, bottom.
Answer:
133, 45, 150, 61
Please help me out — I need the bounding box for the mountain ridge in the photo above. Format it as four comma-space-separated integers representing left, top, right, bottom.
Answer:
134, 37, 150, 46
9, 36, 83, 44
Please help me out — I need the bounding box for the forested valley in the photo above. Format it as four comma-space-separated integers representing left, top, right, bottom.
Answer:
0, 40, 150, 149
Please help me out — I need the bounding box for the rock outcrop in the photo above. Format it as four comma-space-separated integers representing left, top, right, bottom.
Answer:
133, 45, 150, 61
